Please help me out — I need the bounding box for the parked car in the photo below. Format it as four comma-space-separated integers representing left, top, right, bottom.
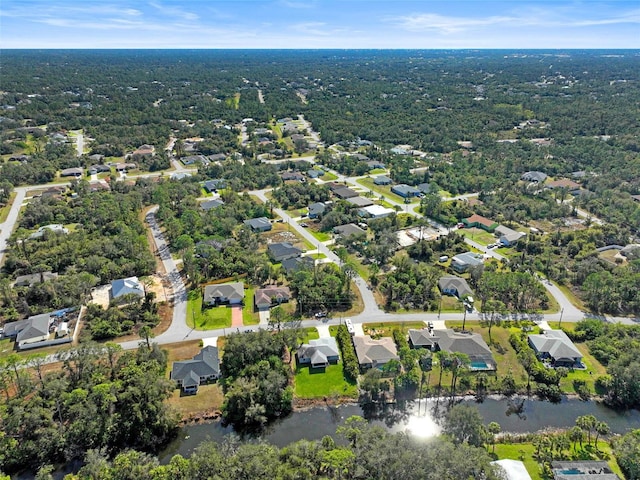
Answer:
300, 222, 309, 227
314, 311, 327, 319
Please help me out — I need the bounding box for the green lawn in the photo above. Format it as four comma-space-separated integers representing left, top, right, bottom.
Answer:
320, 171, 338, 181
369, 168, 387, 174
309, 253, 327, 260
457, 227, 497, 246
363, 322, 428, 337
242, 288, 260, 325
307, 228, 332, 242
356, 177, 415, 204
186, 293, 232, 330
301, 327, 320, 343
294, 363, 358, 399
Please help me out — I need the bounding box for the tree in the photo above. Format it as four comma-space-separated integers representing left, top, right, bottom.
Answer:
480, 299, 507, 344
487, 422, 501, 453
594, 421, 610, 448
139, 325, 154, 350
576, 415, 597, 446
443, 404, 486, 447
613, 430, 640, 480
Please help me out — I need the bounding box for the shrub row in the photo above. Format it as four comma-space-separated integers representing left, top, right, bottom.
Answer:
392, 328, 410, 350
336, 325, 360, 382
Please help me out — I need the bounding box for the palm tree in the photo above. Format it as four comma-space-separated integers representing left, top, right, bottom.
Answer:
487, 422, 501, 453
139, 325, 154, 350
594, 421, 610, 449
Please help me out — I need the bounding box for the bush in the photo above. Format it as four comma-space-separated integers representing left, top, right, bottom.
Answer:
336, 325, 360, 382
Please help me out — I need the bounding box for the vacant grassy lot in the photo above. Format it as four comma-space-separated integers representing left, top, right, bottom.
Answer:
307, 227, 332, 242
242, 288, 260, 325
457, 227, 497, 246
363, 321, 428, 337
294, 363, 358, 399
186, 294, 232, 330
320, 171, 338, 181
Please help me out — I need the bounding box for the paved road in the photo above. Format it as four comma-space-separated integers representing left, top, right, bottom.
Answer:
253, 189, 382, 317
0, 187, 27, 266
120, 207, 190, 349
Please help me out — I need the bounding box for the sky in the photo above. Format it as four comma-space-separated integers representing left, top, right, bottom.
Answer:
1, 0, 639, 49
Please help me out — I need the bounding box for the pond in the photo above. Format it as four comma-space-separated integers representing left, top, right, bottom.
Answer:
159, 396, 640, 463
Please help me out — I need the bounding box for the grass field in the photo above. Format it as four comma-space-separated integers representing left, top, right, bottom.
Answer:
307, 228, 332, 242
301, 327, 320, 343
457, 227, 497, 246
363, 321, 428, 337
242, 288, 260, 325
321, 171, 338, 181
186, 294, 232, 330
294, 363, 358, 399
167, 384, 225, 416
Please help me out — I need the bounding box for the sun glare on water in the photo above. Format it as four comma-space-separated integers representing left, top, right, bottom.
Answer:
405, 414, 441, 439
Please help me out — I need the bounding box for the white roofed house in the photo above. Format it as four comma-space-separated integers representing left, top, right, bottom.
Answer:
111, 276, 145, 300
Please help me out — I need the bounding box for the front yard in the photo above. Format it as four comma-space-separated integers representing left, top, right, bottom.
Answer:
186, 292, 232, 330
294, 363, 358, 399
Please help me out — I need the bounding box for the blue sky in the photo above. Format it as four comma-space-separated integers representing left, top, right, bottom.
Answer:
1, 0, 639, 49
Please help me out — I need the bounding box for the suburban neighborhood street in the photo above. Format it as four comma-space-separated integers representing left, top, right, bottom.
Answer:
1, 161, 635, 357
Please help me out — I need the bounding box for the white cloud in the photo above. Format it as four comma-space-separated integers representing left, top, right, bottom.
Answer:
389, 6, 640, 34
148, 1, 198, 21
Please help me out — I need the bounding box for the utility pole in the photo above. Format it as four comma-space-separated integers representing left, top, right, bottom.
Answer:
558, 307, 564, 329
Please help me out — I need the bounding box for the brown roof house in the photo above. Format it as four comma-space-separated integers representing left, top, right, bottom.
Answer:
254, 286, 291, 310
462, 214, 498, 232
353, 335, 399, 370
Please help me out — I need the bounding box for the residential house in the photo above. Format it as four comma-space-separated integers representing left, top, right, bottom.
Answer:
171, 172, 192, 180
281, 171, 305, 182
181, 155, 209, 166
14, 271, 58, 287
60, 167, 83, 177
307, 169, 323, 179
9, 154, 30, 162
359, 205, 394, 219
462, 214, 498, 232
390, 147, 410, 155
333, 187, 359, 199
244, 217, 272, 232
391, 184, 421, 198
347, 196, 374, 208
349, 153, 370, 162
89, 154, 105, 162
208, 153, 227, 162
111, 276, 145, 300
495, 225, 526, 247
203, 179, 227, 193
528, 329, 583, 368
521, 171, 547, 183
491, 460, 532, 480
268, 242, 303, 262
133, 144, 155, 156
333, 223, 366, 239
551, 461, 619, 480
281, 256, 315, 273
170, 346, 220, 394
417, 183, 432, 194
408, 329, 438, 350
297, 338, 340, 368
254, 286, 291, 310
88, 164, 111, 175
115, 163, 136, 172
3, 314, 51, 348
451, 252, 484, 273
438, 275, 473, 299
200, 199, 225, 211
373, 175, 392, 185
29, 224, 69, 239
366, 160, 385, 170
353, 335, 400, 370
546, 178, 581, 190
422, 329, 496, 371
632, 194, 640, 203
203, 282, 244, 306
308, 202, 327, 219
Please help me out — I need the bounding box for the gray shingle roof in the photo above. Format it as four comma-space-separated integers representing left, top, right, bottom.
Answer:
353, 336, 399, 367
171, 346, 220, 385
111, 277, 145, 299
333, 223, 366, 238
528, 329, 582, 361
16, 313, 50, 343
297, 338, 340, 364
408, 329, 438, 348
438, 275, 473, 298
268, 242, 303, 261
203, 282, 244, 304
